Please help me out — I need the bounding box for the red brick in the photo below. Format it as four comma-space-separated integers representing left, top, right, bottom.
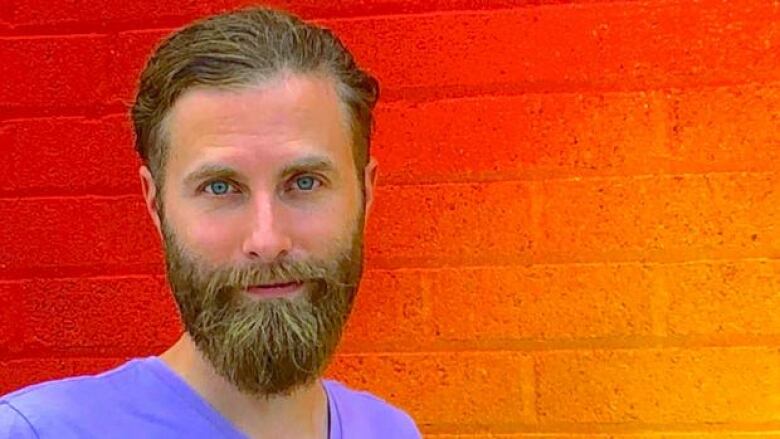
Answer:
373, 91, 666, 184
536, 347, 780, 424
108, 30, 171, 109
667, 83, 780, 174
0, 196, 163, 277
326, 351, 533, 427
0, 357, 126, 396
0, 283, 23, 357
8, 0, 234, 31
661, 260, 780, 336
339, 269, 431, 352
14, 276, 180, 356
429, 264, 654, 342
1, 115, 139, 197
0, 36, 113, 113
0, 3, 10, 28
532, 173, 780, 263
7, 0, 606, 31
366, 182, 533, 267
13, 1, 780, 114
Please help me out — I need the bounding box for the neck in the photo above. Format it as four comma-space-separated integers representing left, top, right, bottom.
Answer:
159, 333, 329, 439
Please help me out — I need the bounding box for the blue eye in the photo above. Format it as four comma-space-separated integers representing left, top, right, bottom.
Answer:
205, 180, 233, 195
295, 176, 319, 191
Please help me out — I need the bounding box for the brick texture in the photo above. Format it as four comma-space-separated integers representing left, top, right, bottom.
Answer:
536, 347, 780, 424
1, 115, 139, 197
532, 173, 779, 263
427, 435, 780, 438
0, 358, 127, 396
6, 0, 597, 32
1, 0, 779, 437
338, 269, 431, 352
366, 182, 534, 267
662, 260, 780, 337
667, 84, 780, 174
0, 197, 162, 278
372, 92, 668, 184
0, 36, 114, 116
10, 276, 180, 356
428, 264, 655, 343
326, 352, 534, 428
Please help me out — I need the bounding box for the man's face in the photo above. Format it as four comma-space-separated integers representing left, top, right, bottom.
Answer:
139, 72, 376, 398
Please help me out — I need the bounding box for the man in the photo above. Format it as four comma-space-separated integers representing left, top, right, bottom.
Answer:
0, 6, 421, 438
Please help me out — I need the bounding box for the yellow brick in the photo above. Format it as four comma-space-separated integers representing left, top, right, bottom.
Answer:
536, 347, 780, 424
660, 260, 780, 336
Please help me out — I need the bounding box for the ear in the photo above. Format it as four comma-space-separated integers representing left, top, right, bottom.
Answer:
363, 156, 378, 222
139, 165, 163, 241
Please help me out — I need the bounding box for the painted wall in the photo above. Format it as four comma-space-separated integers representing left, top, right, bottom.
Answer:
1, 0, 779, 437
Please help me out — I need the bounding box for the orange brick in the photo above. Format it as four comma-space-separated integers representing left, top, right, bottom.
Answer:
660, 260, 780, 336
372, 91, 665, 184
532, 173, 780, 263
536, 347, 780, 424
326, 352, 533, 427
366, 182, 533, 267
426, 435, 529, 439
327, 1, 780, 96
429, 264, 654, 342
428, 435, 780, 439
426, 436, 528, 439
667, 84, 780, 174
339, 269, 431, 352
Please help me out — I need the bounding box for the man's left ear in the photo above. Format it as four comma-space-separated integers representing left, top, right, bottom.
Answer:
363, 156, 378, 218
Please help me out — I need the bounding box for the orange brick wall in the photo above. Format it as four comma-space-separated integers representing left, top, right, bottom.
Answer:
1, 0, 779, 437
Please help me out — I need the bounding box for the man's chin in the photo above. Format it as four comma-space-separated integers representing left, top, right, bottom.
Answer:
189, 292, 346, 398
203, 344, 332, 399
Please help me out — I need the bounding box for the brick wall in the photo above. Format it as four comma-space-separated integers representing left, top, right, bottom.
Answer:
1, 0, 779, 437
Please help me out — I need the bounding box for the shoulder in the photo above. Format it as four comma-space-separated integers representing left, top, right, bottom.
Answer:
0, 359, 146, 436
324, 379, 421, 438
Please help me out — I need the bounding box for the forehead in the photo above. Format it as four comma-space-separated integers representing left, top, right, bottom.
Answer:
163, 72, 353, 177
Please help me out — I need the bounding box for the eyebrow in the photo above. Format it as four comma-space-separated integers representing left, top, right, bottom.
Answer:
182, 155, 339, 187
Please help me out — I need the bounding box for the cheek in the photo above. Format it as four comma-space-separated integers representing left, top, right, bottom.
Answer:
285, 201, 356, 248
184, 214, 243, 260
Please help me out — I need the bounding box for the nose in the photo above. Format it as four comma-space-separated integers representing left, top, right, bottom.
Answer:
241, 191, 293, 263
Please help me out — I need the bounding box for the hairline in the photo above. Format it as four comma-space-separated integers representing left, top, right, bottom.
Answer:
153, 68, 362, 194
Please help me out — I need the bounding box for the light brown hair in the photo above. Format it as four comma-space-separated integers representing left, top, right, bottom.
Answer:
131, 6, 379, 199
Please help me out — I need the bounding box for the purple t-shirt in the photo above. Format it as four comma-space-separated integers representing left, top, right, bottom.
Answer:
0, 357, 421, 438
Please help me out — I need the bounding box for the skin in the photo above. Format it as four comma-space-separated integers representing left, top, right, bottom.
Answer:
138, 72, 378, 438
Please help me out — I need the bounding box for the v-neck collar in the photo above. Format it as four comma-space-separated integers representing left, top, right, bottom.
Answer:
142, 356, 338, 438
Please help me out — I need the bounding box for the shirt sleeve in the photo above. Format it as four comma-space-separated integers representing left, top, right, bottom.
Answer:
0, 401, 39, 438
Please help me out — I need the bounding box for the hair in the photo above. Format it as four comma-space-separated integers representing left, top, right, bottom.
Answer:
130, 6, 380, 200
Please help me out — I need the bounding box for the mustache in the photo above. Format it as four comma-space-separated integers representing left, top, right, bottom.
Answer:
202, 255, 359, 294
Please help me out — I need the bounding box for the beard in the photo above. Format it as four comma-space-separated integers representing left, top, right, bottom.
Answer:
160, 207, 365, 399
